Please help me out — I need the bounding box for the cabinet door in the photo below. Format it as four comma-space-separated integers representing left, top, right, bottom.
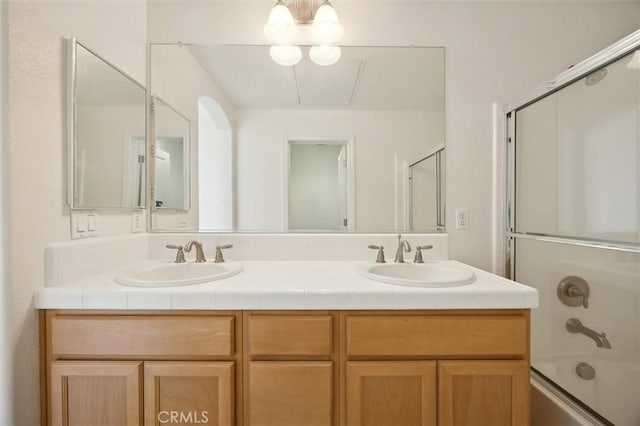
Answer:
248, 361, 333, 426
438, 360, 530, 426
346, 361, 436, 426
144, 362, 234, 426
50, 361, 142, 426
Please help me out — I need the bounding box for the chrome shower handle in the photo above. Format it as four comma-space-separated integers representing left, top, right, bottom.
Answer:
558, 276, 590, 308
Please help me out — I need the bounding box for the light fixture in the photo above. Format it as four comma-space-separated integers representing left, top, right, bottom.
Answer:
264, 0, 344, 66
627, 50, 640, 69
310, 1, 344, 44
309, 45, 341, 66
263, 0, 297, 44
270, 45, 303, 66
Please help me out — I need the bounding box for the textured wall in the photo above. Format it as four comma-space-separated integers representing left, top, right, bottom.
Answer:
0, 1, 11, 424
7, 1, 146, 423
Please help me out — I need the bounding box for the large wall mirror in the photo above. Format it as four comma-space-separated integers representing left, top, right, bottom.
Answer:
149, 44, 445, 232
68, 38, 147, 209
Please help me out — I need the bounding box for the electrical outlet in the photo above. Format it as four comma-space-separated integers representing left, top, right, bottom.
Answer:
455, 208, 469, 229
131, 210, 144, 233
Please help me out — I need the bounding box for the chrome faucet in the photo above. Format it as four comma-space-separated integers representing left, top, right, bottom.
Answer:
184, 240, 206, 263
394, 235, 412, 263
214, 244, 233, 263
566, 318, 612, 349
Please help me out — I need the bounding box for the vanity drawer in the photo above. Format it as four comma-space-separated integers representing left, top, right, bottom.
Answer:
50, 315, 235, 359
247, 314, 333, 356
346, 314, 527, 358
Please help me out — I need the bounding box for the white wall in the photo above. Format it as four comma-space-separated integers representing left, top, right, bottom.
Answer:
236, 108, 442, 231
7, 1, 146, 423
148, 0, 639, 269
198, 97, 233, 230
0, 1, 11, 424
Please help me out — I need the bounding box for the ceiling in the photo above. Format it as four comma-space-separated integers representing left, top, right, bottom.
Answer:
188, 45, 445, 111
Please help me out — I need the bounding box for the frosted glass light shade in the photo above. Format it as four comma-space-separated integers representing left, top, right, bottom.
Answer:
627, 50, 640, 69
311, 3, 344, 44
263, 2, 297, 43
309, 45, 342, 66
270, 45, 302, 66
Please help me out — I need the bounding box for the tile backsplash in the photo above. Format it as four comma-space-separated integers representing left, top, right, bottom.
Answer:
45, 232, 448, 287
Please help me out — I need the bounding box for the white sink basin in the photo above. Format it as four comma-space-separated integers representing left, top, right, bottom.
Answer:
115, 260, 243, 287
357, 261, 475, 288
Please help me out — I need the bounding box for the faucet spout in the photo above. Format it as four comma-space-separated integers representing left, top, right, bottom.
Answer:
566, 318, 612, 349
394, 234, 412, 263
184, 240, 206, 263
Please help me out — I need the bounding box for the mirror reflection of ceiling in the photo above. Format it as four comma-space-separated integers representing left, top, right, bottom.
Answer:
76, 45, 144, 107
187, 45, 444, 111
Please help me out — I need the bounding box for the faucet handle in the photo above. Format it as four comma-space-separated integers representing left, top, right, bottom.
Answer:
413, 245, 433, 263
214, 244, 233, 263
166, 244, 186, 263
368, 245, 386, 263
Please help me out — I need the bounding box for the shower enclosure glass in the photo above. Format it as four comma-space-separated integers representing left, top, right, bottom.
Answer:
506, 42, 640, 425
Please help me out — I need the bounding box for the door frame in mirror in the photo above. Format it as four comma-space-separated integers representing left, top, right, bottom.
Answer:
67, 37, 148, 209
283, 136, 355, 232
150, 94, 191, 212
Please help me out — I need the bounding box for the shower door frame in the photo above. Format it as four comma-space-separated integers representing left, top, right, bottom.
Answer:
504, 29, 640, 424
504, 29, 640, 280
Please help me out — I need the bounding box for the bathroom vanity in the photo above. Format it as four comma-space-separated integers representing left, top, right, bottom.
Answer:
40, 308, 530, 426
37, 237, 537, 426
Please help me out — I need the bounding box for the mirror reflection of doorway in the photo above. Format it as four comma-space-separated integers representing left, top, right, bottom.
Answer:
154, 137, 185, 209
286, 140, 353, 231
126, 137, 145, 208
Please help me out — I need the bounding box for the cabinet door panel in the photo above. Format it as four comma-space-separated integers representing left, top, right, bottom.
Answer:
144, 362, 234, 426
438, 360, 530, 426
248, 361, 333, 426
50, 361, 141, 426
346, 361, 436, 426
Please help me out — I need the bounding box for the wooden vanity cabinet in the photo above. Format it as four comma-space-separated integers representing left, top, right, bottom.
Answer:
41, 311, 242, 426
244, 312, 338, 426
41, 309, 530, 426
342, 310, 530, 426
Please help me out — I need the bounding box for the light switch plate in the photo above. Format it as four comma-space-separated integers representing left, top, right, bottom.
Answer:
71, 210, 97, 239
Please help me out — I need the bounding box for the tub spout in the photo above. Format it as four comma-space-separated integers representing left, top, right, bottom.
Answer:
566, 318, 612, 349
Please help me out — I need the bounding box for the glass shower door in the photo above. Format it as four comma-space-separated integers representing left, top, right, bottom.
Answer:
508, 48, 640, 425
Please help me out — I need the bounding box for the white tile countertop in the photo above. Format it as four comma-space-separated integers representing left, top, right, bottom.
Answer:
35, 260, 538, 310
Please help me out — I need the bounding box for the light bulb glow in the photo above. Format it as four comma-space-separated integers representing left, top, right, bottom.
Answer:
309, 45, 342, 66
270, 45, 302, 66
627, 50, 640, 69
264, 2, 297, 43
311, 3, 344, 43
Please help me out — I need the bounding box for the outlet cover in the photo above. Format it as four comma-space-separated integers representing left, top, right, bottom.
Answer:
131, 210, 144, 233
455, 208, 469, 229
